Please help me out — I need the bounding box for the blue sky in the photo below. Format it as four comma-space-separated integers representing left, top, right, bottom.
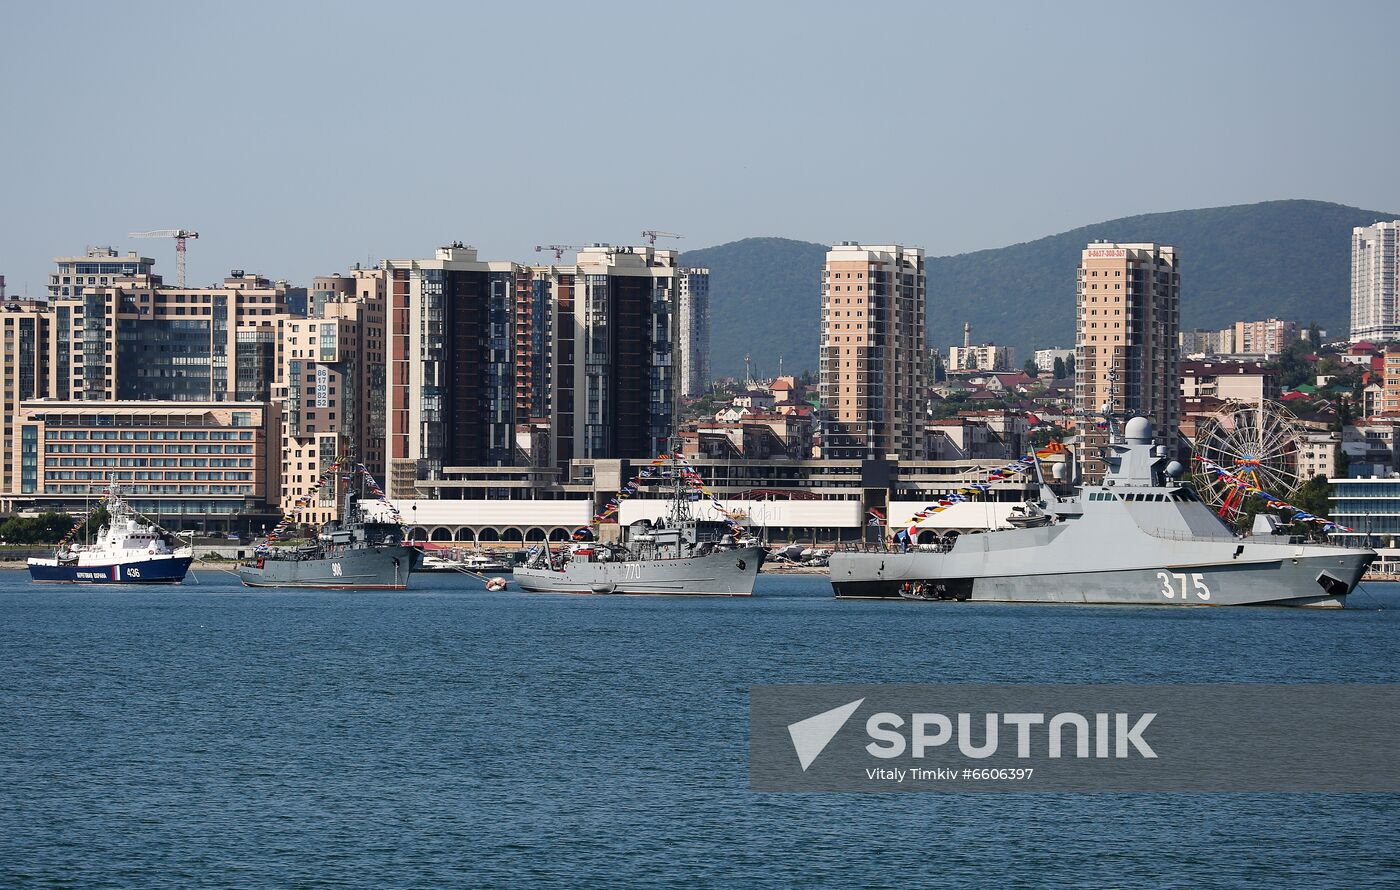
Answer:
2, 0, 1396, 293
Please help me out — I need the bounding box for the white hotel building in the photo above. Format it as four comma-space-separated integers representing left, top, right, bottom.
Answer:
1351, 221, 1400, 343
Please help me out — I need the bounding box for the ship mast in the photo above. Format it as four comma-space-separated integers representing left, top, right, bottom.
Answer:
1103, 357, 1122, 444
667, 438, 692, 529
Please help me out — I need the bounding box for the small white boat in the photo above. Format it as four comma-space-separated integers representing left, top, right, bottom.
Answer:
461, 553, 512, 573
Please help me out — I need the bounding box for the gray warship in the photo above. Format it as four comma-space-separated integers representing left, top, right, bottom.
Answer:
238, 485, 417, 590
514, 454, 763, 596
830, 416, 1375, 608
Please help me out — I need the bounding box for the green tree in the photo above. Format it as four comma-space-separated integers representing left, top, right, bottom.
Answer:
1052, 356, 1066, 379
1065, 354, 1076, 378
1291, 475, 1331, 519
78, 505, 110, 541
1334, 447, 1350, 478
0, 511, 81, 545
1333, 399, 1353, 431
1276, 339, 1315, 389
930, 391, 971, 420
1022, 359, 1039, 378
1307, 321, 1322, 349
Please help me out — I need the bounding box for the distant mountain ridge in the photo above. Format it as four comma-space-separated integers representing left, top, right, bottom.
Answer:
681, 200, 1399, 380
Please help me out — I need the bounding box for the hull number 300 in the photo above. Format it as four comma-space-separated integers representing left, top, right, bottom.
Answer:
1156, 571, 1210, 601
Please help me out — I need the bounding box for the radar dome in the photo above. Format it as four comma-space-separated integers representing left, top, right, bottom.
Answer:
1123, 416, 1153, 444
1164, 460, 1185, 479
1051, 462, 1067, 481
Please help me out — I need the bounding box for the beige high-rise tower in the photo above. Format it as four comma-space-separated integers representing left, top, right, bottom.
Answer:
819, 243, 927, 460
1074, 242, 1180, 482
277, 269, 388, 526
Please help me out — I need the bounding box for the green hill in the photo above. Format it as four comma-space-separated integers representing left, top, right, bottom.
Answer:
682, 200, 1398, 380
678, 237, 830, 381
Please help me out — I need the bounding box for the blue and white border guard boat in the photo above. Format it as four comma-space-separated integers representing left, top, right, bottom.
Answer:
27, 482, 194, 584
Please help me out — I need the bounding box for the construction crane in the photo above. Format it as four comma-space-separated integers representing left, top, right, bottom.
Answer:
534, 244, 583, 262
129, 229, 199, 287
641, 230, 683, 246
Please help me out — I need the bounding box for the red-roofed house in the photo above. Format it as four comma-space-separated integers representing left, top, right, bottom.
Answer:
986, 371, 1035, 392
1341, 342, 1380, 367
770, 377, 795, 404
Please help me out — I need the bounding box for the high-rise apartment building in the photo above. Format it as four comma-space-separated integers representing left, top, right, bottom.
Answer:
1234, 318, 1298, 355
0, 302, 51, 506
1351, 221, 1400, 343
278, 270, 387, 524
514, 266, 554, 432
819, 243, 927, 460
1381, 346, 1400, 414
48, 247, 155, 299
570, 244, 678, 462
677, 267, 710, 397
384, 245, 518, 496
510, 247, 681, 471
48, 268, 292, 402
1180, 329, 1222, 356
1074, 242, 1180, 482
948, 343, 1014, 372
511, 261, 576, 471
382, 243, 680, 496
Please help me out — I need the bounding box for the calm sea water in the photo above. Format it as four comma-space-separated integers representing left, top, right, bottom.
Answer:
2, 569, 1398, 888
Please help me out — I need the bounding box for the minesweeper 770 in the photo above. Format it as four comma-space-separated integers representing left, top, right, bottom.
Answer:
830, 416, 1374, 607
514, 451, 763, 596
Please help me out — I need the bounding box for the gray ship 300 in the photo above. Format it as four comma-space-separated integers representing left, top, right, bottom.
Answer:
831, 417, 1374, 607
238, 485, 417, 589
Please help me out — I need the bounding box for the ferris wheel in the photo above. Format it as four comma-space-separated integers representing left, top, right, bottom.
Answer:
1191, 399, 1303, 520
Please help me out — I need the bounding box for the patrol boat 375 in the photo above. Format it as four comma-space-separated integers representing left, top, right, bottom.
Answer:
27, 482, 194, 584
830, 416, 1375, 607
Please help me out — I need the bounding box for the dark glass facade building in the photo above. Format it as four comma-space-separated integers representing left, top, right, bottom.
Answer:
384, 247, 519, 496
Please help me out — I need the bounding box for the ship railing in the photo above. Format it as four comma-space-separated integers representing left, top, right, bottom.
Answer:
1142, 527, 1375, 550
832, 541, 957, 554
834, 543, 893, 553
